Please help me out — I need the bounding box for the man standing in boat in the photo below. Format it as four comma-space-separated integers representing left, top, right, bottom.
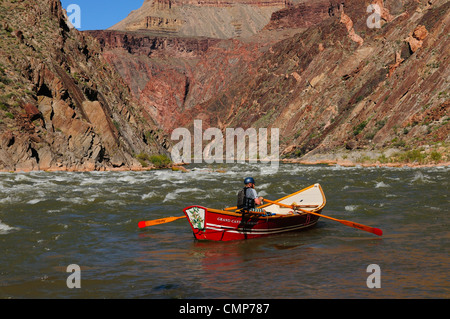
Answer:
237, 177, 265, 213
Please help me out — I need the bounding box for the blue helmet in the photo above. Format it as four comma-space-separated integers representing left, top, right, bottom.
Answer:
244, 177, 255, 185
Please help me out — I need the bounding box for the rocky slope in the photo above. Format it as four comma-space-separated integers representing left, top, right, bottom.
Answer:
94, 0, 449, 165
1, 0, 448, 171
206, 0, 450, 164
0, 0, 169, 172
87, 29, 267, 133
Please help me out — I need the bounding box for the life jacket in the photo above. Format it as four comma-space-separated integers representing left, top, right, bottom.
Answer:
237, 187, 255, 210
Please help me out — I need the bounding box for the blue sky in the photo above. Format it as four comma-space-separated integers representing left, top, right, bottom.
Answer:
60, 0, 144, 31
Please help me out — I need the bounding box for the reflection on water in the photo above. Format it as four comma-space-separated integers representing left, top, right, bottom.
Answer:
0, 164, 449, 298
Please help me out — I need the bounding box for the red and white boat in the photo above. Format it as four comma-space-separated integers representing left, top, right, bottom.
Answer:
183, 184, 326, 241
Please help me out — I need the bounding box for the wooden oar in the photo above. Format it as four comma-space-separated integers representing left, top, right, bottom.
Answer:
264, 199, 382, 236
224, 204, 317, 211
138, 206, 264, 228
138, 216, 186, 228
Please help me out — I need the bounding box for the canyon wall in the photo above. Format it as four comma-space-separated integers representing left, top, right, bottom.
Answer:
0, 0, 169, 172
1, 0, 448, 171
210, 0, 449, 161
94, 0, 449, 163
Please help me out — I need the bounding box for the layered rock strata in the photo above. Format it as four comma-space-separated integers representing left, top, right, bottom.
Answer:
108, 0, 288, 38
0, 0, 169, 172
97, 0, 449, 164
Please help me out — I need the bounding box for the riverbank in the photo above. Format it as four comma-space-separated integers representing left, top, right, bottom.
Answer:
1, 159, 448, 173
284, 158, 450, 168
1, 146, 449, 173
285, 146, 450, 168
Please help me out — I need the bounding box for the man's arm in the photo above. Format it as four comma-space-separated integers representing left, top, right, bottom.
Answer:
253, 189, 264, 206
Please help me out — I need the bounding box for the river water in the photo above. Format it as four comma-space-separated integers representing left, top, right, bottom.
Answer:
0, 163, 448, 299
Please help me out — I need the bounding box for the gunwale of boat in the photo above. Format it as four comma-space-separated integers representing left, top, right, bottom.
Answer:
208, 183, 326, 219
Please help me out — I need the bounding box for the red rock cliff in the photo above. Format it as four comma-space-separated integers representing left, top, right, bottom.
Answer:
98, 0, 449, 164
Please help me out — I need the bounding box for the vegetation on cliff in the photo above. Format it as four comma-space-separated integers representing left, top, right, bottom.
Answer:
91, 0, 449, 166
0, 0, 170, 171
1, 0, 448, 171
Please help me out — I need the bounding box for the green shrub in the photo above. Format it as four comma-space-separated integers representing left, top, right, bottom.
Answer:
5, 112, 14, 119
397, 149, 426, 163
138, 159, 148, 168
353, 120, 368, 136
136, 152, 171, 168
149, 154, 171, 168
377, 154, 389, 163
430, 150, 442, 162
392, 137, 406, 148
136, 152, 150, 162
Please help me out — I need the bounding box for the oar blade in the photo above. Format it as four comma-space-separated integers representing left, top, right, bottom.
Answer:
138, 216, 186, 228
266, 198, 383, 236
339, 220, 383, 236
138, 221, 148, 228
373, 227, 383, 236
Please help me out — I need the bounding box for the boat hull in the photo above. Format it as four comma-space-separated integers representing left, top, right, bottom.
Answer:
183, 205, 321, 241
183, 184, 326, 241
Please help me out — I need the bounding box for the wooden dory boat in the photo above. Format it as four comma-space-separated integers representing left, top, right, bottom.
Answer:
183, 184, 326, 241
